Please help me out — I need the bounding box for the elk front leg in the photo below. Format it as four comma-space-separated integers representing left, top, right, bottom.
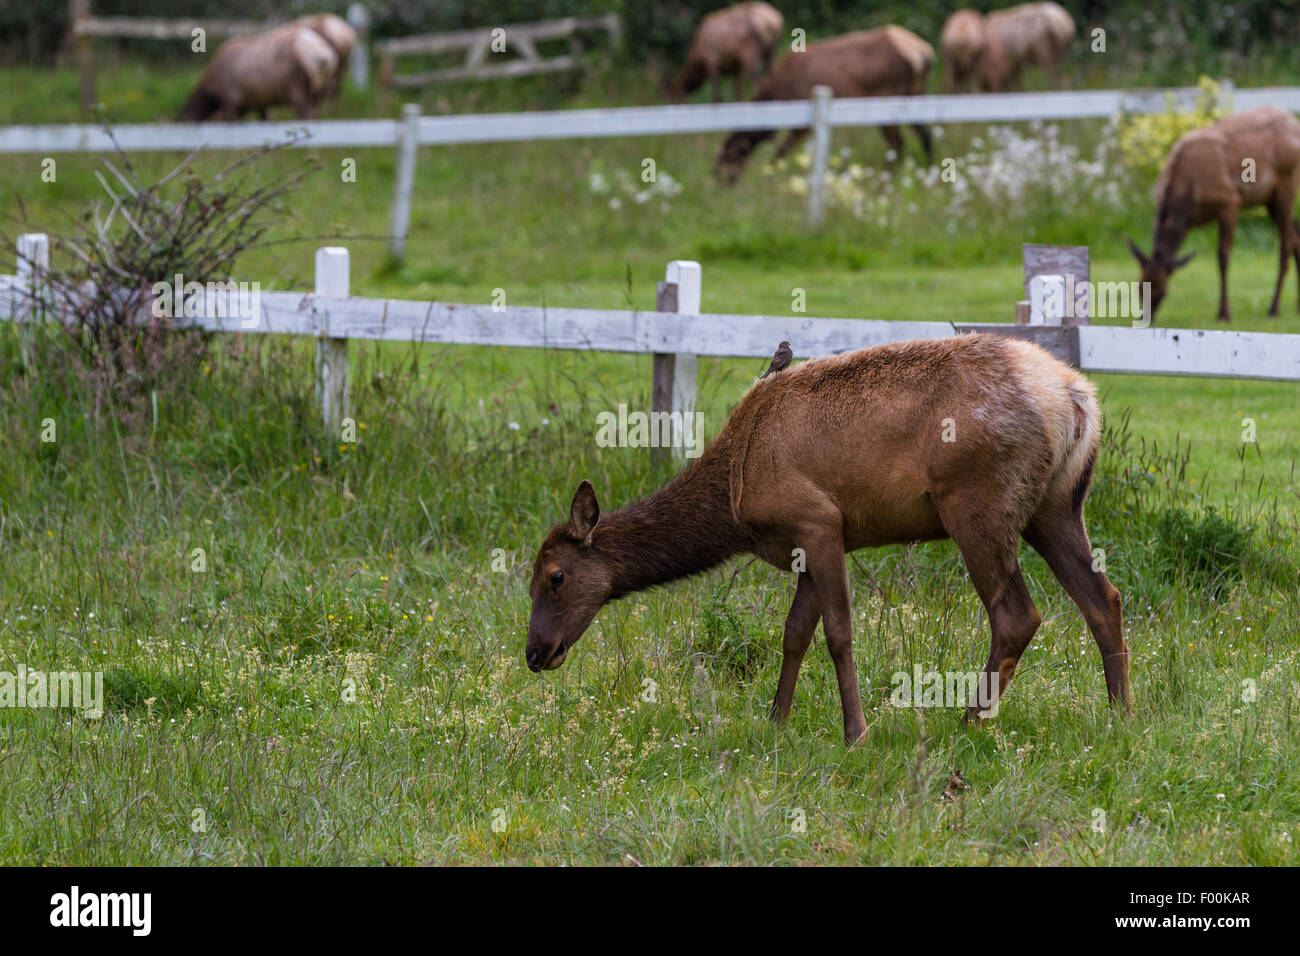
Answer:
1217, 209, 1237, 322
805, 539, 866, 744
771, 128, 810, 163
771, 571, 821, 723
880, 125, 905, 164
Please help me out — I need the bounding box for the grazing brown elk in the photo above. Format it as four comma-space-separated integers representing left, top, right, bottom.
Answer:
986, 1, 1074, 88
526, 335, 1130, 743
714, 26, 934, 184
671, 2, 785, 102
297, 13, 357, 96
1129, 106, 1300, 324
941, 9, 1010, 93
178, 25, 337, 121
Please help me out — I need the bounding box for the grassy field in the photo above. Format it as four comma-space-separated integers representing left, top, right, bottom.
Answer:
0, 58, 1298, 865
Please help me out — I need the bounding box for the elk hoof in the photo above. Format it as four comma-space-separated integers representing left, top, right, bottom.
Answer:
843, 722, 867, 746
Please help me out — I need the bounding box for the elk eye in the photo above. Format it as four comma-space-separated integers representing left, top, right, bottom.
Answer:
550, 570, 564, 591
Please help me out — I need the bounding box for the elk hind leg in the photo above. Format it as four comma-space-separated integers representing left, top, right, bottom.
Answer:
1024, 507, 1131, 713
938, 501, 1042, 721
1267, 194, 1296, 316
1291, 217, 1300, 310
961, 543, 1040, 722
802, 532, 866, 744
770, 571, 821, 723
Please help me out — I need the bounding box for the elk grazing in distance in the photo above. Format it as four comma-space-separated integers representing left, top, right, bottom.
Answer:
714, 26, 934, 184
670, 1, 785, 103
178, 24, 338, 121
986, 1, 1074, 88
941, 9, 1010, 93
526, 336, 1130, 743
1129, 106, 1300, 323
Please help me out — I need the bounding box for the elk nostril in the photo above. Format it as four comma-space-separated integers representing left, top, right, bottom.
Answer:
526, 647, 541, 671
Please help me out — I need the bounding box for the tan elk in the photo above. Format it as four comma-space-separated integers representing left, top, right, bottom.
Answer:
986, 2, 1074, 88
715, 26, 934, 184
178, 24, 337, 121
526, 335, 1130, 743
670, 2, 785, 102
1129, 106, 1300, 323
941, 9, 1010, 93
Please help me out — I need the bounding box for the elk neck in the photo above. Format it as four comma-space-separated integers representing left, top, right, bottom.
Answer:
1153, 191, 1192, 261
592, 440, 751, 599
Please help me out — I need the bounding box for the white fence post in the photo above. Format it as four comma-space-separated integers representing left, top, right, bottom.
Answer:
1219, 76, 1236, 113
808, 85, 833, 230
653, 260, 700, 468
388, 103, 420, 261
71, 0, 95, 112
315, 247, 350, 432
16, 233, 50, 372
347, 4, 370, 90
16, 233, 50, 301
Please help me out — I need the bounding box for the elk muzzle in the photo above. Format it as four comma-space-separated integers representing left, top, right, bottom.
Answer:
525, 636, 569, 672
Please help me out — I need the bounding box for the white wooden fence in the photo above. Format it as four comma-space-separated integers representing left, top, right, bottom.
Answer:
8, 82, 1300, 251
376, 13, 620, 88
4, 236, 1298, 463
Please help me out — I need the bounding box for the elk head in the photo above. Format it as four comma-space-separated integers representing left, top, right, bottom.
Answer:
525, 481, 614, 672
1128, 237, 1194, 323
714, 130, 767, 185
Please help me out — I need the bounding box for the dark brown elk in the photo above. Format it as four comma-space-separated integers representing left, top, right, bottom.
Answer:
1129, 106, 1300, 323
178, 25, 337, 121
941, 9, 1010, 93
714, 26, 934, 184
297, 13, 357, 97
986, 1, 1074, 88
671, 2, 785, 102
526, 335, 1130, 743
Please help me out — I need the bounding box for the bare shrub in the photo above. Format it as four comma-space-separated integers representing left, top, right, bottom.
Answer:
3, 126, 310, 419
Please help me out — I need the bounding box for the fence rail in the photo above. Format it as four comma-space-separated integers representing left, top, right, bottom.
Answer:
17, 85, 1300, 156
4, 237, 1298, 463
9, 81, 1300, 249
375, 13, 620, 88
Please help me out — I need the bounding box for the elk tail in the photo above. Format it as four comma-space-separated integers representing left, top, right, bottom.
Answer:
1063, 381, 1101, 517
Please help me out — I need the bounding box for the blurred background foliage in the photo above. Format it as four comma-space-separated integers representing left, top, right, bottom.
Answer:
7, 1, 1300, 73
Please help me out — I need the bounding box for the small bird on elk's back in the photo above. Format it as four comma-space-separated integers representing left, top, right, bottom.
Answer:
760, 341, 793, 378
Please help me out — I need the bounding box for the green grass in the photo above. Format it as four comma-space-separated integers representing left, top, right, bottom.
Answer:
1, 60, 1299, 865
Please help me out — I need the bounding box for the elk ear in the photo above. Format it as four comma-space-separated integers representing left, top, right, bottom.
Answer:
1126, 237, 1150, 267
1170, 252, 1196, 271
568, 480, 600, 541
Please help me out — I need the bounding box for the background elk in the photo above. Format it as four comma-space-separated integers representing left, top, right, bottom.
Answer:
941, 9, 1010, 93
527, 335, 1130, 743
178, 24, 337, 122
986, 1, 1074, 88
714, 26, 933, 184
670, 1, 785, 102
1129, 106, 1300, 323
